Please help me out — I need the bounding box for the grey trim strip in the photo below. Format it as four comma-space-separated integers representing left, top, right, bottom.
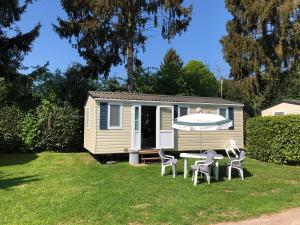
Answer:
94, 98, 244, 107
173, 119, 232, 126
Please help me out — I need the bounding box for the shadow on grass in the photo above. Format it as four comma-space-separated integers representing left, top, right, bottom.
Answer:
91, 153, 130, 164
0, 153, 38, 167
0, 173, 40, 190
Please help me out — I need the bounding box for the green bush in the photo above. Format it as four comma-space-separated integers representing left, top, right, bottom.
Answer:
0, 106, 24, 152
21, 100, 82, 152
246, 115, 300, 164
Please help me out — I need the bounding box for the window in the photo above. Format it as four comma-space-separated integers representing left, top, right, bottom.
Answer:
85, 107, 90, 129
273, 111, 285, 116
160, 107, 172, 130
179, 106, 189, 117
108, 104, 122, 129
134, 106, 139, 131
218, 107, 228, 118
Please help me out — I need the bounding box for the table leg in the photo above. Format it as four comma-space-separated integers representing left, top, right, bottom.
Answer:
184, 158, 188, 178
214, 161, 219, 181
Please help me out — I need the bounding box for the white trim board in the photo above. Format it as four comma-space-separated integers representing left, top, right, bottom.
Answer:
107, 102, 123, 129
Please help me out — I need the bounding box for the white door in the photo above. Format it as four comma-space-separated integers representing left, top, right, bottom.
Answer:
132, 105, 141, 150
156, 106, 174, 149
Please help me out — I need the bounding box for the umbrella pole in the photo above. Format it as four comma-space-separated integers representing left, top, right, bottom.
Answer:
200, 131, 203, 154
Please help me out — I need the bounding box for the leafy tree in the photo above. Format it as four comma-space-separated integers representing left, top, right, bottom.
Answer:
60, 64, 100, 109
180, 60, 218, 96
97, 77, 127, 92
285, 70, 300, 99
54, 0, 192, 92
221, 78, 261, 117
157, 49, 183, 95
32, 68, 64, 105
135, 67, 159, 94
0, 77, 7, 103
221, 0, 300, 102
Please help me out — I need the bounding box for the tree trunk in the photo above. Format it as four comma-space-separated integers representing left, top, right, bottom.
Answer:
127, 0, 134, 92
127, 43, 134, 92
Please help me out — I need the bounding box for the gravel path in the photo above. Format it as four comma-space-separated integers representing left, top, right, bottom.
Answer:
214, 208, 300, 225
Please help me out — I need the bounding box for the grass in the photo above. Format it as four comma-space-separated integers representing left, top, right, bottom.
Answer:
0, 152, 300, 225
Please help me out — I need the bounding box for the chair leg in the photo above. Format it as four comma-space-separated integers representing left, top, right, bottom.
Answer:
172, 165, 176, 178
161, 165, 165, 176
206, 174, 210, 184
194, 171, 198, 186
239, 168, 244, 180
228, 166, 232, 180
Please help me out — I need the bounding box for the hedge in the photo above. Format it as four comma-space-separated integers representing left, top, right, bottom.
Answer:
21, 100, 82, 152
0, 105, 24, 152
246, 115, 300, 164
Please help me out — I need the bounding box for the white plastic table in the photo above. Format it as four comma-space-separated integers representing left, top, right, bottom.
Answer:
179, 153, 224, 180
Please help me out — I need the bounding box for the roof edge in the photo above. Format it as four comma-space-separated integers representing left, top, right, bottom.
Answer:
88, 91, 244, 106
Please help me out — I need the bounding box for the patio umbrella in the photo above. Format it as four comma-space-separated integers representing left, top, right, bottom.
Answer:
173, 113, 232, 131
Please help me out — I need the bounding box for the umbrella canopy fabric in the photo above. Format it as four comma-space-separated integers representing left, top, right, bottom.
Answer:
173, 113, 232, 131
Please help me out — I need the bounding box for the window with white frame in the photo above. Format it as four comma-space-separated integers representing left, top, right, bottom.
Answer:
108, 103, 122, 129
179, 106, 189, 117
218, 107, 228, 118
85, 107, 90, 129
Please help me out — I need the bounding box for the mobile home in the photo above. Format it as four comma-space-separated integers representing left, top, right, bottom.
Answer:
84, 91, 244, 154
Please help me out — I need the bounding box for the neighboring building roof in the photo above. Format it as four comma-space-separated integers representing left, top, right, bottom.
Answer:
282, 99, 300, 106
262, 99, 300, 111
88, 91, 244, 106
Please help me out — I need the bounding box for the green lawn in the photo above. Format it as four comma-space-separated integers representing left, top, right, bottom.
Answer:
0, 153, 299, 225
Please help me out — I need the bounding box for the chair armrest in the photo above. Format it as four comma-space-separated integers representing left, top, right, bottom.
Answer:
230, 157, 245, 165
194, 160, 206, 165
165, 155, 174, 159
230, 158, 240, 162
196, 161, 213, 167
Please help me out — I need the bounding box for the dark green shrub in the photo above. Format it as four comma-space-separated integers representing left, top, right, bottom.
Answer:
246, 115, 300, 164
21, 100, 82, 152
0, 106, 24, 152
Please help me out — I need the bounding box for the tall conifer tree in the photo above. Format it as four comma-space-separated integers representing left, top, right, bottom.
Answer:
0, 0, 41, 77
221, 0, 300, 99
157, 48, 183, 95
54, 0, 192, 92
0, 0, 41, 107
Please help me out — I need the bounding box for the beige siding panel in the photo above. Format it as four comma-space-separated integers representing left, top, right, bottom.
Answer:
262, 103, 300, 116
175, 106, 244, 151
95, 102, 132, 153
84, 96, 96, 153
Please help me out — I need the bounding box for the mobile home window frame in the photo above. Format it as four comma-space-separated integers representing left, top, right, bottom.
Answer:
108, 103, 123, 129
273, 111, 285, 116
218, 107, 229, 119
178, 105, 190, 117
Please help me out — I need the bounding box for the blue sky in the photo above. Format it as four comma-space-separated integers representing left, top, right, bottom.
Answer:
20, 0, 231, 79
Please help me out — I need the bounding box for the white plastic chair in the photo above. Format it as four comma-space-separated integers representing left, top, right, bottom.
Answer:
230, 140, 241, 154
191, 152, 214, 185
158, 149, 177, 178
226, 149, 245, 180
225, 140, 240, 159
